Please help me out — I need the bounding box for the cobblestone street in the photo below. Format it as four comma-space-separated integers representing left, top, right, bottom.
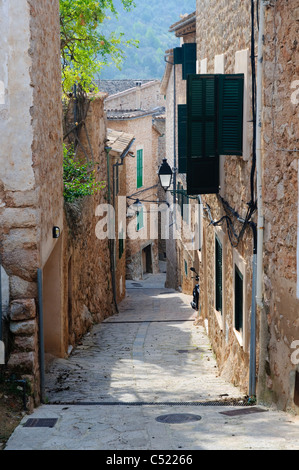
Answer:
5, 273, 299, 450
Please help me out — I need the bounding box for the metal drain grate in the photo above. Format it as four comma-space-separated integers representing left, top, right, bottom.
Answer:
177, 349, 204, 354
219, 407, 267, 417
48, 399, 252, 407
156, 413, 202, 424
23, 418, 58, 428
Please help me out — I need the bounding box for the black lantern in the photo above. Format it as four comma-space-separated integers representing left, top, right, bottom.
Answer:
132, 199, 143, 215
158, 158, 173, 191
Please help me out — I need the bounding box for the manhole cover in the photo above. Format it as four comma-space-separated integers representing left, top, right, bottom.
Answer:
219, 407, 267, 417
156, 413, 202, 424
23, 418, 58, 428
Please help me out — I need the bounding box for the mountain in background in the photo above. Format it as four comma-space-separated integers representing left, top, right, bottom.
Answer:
97, 0, 195, 80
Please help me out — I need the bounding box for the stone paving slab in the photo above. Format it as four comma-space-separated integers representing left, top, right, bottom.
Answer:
5, 403, 299, 450
5, 275, 299, 450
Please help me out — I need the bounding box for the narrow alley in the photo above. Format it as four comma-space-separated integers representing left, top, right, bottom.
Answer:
5, 269, 299, 451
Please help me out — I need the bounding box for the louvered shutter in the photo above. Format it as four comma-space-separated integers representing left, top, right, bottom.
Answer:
178, 104, 187, 173
186, 74, 219, 195
182, 43, 197, 80
218, 74, 244, 155
173, 47, 183, 65
136, 149, 143, 188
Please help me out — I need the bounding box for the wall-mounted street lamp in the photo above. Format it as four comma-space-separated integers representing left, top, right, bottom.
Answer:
126, 194, 170, 219
158, 159, 198, 201
158, 158, 173, 191
127, 198, 147, 218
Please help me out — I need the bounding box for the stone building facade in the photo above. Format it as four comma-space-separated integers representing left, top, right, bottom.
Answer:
260, 0, 299, 411
0, 2, 120, 407
190, 0, 299, 412
106, 128, 135, 303
0, 0, 64, 407
161, 12, 201, 296
62, 94, 117, 354
101, 79, 165, 112
194, 0, 254, 397
105, 84, 165, 281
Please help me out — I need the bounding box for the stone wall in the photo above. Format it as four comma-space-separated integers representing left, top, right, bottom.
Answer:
63, 94, 116, 349
105, 80, 164, 111
194, 0, 299, 408
261, 1, 299, 412
195, 0, 256, 394
0, 0, 63, 408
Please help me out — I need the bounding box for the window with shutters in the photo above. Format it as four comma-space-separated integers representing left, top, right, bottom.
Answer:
215, 236, 223, 314
186, 73, 244, 196
173, 44, 197, 80
136, 149, 143, 189
234, 265, 243, 333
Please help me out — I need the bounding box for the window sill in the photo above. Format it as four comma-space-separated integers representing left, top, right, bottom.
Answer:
233, 328, 243, 348
214, 308, 223, 331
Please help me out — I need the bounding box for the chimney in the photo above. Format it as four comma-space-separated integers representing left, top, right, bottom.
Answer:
135, 81, 141, 109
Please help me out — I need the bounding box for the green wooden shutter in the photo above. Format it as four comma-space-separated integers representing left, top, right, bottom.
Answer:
137, 207, 144, 231
178, 104, 187, 173
173, 47, 183, 65
186, 74, 219, 195
218, 74, 244, 155
182, 43, 197, 80
234, 265, 243, 332
136, 149, 143, 188
215, 236, 223, 313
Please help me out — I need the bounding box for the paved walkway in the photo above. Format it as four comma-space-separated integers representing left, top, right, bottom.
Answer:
5, 272, 299, 450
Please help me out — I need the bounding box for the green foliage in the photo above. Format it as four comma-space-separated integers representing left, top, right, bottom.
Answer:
60, 0, 139, 93
98, 0, 195, 79
63, 144, 105, 202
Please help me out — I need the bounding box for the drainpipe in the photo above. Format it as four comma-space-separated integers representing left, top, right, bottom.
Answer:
105, 146, 118, 314
256, 0, 265, 308
249, 222, 257, 397
37, 269, 45, 403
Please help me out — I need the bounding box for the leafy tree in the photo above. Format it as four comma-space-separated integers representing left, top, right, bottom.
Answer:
60, 0, 139, 94
63, 144, 105, 203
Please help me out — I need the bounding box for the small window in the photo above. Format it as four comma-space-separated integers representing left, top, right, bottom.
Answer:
136, 149, 143, 189
234, 265, 243, 332
215, 236, 223, 314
